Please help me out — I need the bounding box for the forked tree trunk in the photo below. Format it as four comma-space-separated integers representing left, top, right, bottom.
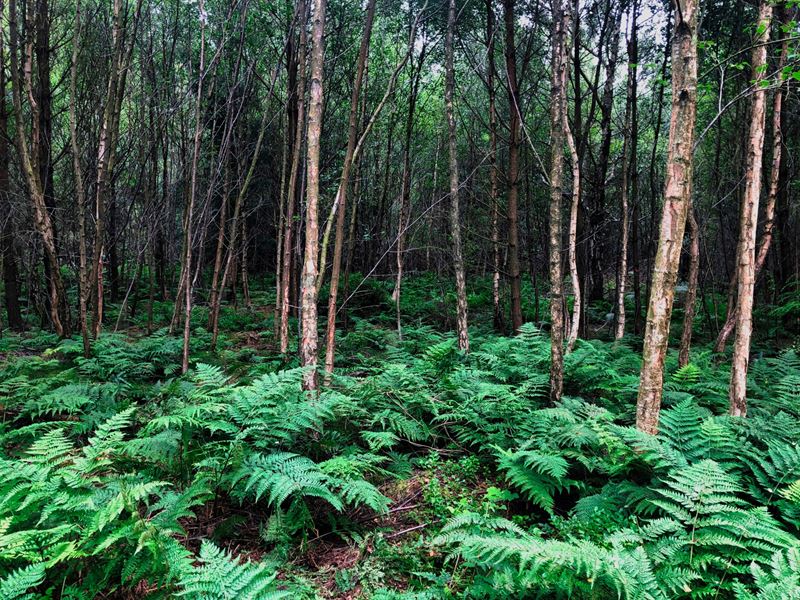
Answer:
548, 0, 569, 402
299, 0, 327, 391
445, 0, 469, 352
504, 0, 523, 333
729, 1, 772, 418
636, 0, 699, 435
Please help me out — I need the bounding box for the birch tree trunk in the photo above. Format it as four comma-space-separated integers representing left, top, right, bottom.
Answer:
549, 0, 569, 402
636, 0, 699, 435
564, 112, 580, 353
713, 5, 787, 354
729, 1, 772, 418
445, 0, 469, 352
299, 0, 327, 391
678, 206, 700, 367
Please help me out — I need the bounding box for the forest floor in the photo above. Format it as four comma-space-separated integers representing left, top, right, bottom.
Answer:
0, 276, 799, 599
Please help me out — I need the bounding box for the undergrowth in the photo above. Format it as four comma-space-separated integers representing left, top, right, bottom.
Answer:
0, 280, 798, 598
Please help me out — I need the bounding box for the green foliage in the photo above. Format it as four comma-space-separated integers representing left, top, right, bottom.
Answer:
176, 541, 288, 599
0, 287, 798, 598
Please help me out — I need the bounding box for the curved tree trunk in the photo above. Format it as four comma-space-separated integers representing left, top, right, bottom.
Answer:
8, 0, 68, 337
636, 0, 699, 435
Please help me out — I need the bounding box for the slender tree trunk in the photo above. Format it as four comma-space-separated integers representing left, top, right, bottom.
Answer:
69, 0, 91, 357
678, 207, 700, 367
714, 7, 788, 354
179, 0, 208, 374
8, 0, 67, 337
299, 0, 327, 391
36, 0, 62, 328
0, 33, 23, 332
280, 0, 308, 354
614, 3, 638, 340
240, 216, 251, 307
564, 111, 580, 353
729, 1, 772, 418
486, 0, 503, 332
504, 0, 522, 333
646, 15, 671, 308
445, 0, 469, 352
323, 0, 376, 374
392, 39, 426, 339
549, 0, 569, 402
636, 0, 698, 434
208, 161, 231, 328
588, 3, 622, 304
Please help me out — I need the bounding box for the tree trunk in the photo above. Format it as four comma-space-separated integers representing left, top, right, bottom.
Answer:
713, 7, 787, 355
646, 14, 671, 309
549, 0, 569, 402
323, 0, 376, 375
504, 0, 522, 333
8, 0, 68, 337
588, 3, 622, 304
69, 0, 91, 356
299, 0, 327, 391
729, 1, 772, 418
636, 0, 699, 435
678, 207, 700, 367
392, 37, 426, 340
445, 0, 469, 352
280, 0, 308, 354
564, 110, 580, 353
0, 33, 23, 332
614, 2, 638, 340
485, 0, 503, 332
179, 0, 208, 374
